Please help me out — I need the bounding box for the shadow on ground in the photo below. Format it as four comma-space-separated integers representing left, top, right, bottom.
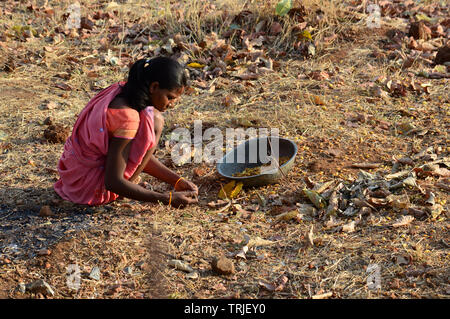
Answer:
0, 186, 117, 262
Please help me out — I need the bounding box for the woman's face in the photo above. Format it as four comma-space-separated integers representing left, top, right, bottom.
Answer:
149, 82, 184, 112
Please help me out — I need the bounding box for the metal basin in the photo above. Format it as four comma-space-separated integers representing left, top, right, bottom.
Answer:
216, 136, 297, 187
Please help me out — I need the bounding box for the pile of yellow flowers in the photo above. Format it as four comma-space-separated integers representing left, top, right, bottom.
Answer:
232, 156, 291, 177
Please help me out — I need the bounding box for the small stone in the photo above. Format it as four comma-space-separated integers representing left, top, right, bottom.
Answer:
26, 279, 55, 296
39, 205, 54, 217
89, 266, 101, 281
185, 271, 199, 280
211, 256, 235, 275
135, 261, 146, 269
43, 124, 70, 144
327, 149, 342, 157
37, 248, 51, 256
105, 284, 121, 296
43, 117, 53, 125
308, 161, 320, 172
237, 261, 248, 273
16, 282, 26, 294
434, 45, 450, 65
256, 253, 266, 261
123, 266, 133, 275
39, 101, 58, 110
46, 101, 58, 110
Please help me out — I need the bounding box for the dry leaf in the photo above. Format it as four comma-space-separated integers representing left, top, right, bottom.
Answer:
275, 276, 288, 291
304, 176, 317, 189
424, 191, 435, 206
55, 82, 72, 91
387, 194, 410, 210
233, 71, 259, 80
367, 197, 389, 207
187, 62, 205, 68
223, 95, 241, 107
208, 200, 229, 208
385, 170, 410, 180
392, 215, 414, 228
297, 204, 317, 216
235, 245, 248, 259
312, 95, 325, 105
247, 237, 275, 248
326, 191, 339, 216
259, 275, 288, 292
193, 167, 206, 177
342, 221, 356, 233
313, 180, 334, 193
325, 215, 342, 229
40, 101, 58, 110
303, 189, 326, 209
218, 181, 243, 200
312, 292, 333, 299
427, 204, 443, 220
232, 204, 253, 220
350, 163, 382, 169
229, 182, 243, 199
168, 260, 194, 273
259, 281, 276, 292
270, 22, 283, 35
275, 210, 299, 223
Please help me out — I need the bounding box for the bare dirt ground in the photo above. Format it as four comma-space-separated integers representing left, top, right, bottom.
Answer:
0, 0, 449, 299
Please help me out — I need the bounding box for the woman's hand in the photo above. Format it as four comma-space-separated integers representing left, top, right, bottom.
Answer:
170, 191, 198, 208
174, 178, 199, 195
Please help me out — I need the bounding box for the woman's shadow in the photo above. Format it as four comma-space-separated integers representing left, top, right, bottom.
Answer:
0, 186, 115, 262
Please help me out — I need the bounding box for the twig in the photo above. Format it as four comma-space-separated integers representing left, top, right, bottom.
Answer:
312, 291, 333, 299
215, 200, 232, 213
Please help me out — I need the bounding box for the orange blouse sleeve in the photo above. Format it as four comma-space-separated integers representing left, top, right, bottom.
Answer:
106, 108, 140, 139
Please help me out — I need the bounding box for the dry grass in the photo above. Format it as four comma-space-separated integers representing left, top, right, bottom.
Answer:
0, 0, 449, 299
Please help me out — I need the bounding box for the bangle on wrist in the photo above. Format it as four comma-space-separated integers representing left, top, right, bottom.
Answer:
174, 177, 184, 190
168, 192, 172, 206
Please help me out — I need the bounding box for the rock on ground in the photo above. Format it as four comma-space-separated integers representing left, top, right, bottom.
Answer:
211, 256, 235, 275
26, 279, 55, 297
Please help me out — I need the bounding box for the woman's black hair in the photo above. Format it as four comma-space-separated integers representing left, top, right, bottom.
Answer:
118, 56, 188, 111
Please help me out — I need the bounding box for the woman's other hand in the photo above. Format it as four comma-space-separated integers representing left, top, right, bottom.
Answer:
170, 191, 198, 208
174, 178, 199, 195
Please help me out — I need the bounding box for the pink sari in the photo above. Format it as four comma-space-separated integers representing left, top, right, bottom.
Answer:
54, 82, 155, 205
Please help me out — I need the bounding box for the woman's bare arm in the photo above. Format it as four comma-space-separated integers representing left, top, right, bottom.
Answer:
104, 137, 170, 203
143, 154, 180, 186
